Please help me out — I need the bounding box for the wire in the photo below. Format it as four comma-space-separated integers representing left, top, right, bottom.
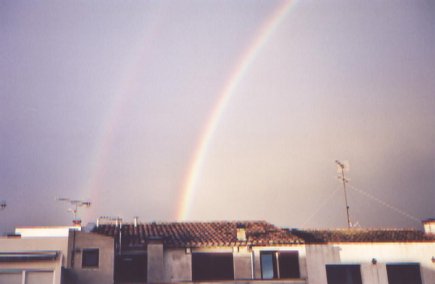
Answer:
301, 186, 341, 227
347, 184, 421, 224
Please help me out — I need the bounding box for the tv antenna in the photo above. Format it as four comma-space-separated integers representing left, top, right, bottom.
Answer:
336, 160, 351, 228
0, 201, 6, 210
56, 198, 91, 225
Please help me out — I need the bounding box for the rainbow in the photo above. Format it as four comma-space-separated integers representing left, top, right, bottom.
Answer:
81, 21, 162, 221
177, 0, 298, 220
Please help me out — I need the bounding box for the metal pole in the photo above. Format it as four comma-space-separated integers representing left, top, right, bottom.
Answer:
336, 161, 351, 228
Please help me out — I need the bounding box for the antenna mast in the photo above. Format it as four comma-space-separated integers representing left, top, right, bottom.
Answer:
56, 198, 91, 226
336, 160, 351, 228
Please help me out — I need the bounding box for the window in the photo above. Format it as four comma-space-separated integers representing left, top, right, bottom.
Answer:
192, 253, 234, 281
326, 264, 362, 284
260, 251, 300, 279
386, 263, 422, 284
82, 249, 99, 268
115, 253, 147, 283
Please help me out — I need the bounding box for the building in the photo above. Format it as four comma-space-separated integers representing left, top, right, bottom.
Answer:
0, 226, 75, 284
92, 221, 307, 284
88, 219, 435, 284
291, 226, 435, 284
1, 219, 434, 284
63, 230, 114, 284
0, 225, 115, 284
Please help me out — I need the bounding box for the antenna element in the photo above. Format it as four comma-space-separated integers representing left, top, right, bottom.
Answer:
336, 160, 351, 228
56, 198, 91, 226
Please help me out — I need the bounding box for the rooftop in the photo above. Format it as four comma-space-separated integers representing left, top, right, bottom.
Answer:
94, 221, 304, 248
290, 228, 435, 243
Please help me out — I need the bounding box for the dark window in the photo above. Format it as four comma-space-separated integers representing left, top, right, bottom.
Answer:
279, 251, 300, 278
115, 253, 147, 283
326, 264, 362, 284
192, 253, 234, 281
261, 251, 300, 279
82, 249, 99, 268
386, 263, 422, 284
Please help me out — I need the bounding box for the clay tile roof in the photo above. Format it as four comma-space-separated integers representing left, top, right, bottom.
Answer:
94, 221, 304, 248
289, 228, 435, 243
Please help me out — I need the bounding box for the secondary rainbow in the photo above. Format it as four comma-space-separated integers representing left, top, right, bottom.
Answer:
177, 0, 298, 220
81, 21, 162, 221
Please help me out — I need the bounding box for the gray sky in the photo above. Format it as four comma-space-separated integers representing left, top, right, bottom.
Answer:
1, 0, 435, 233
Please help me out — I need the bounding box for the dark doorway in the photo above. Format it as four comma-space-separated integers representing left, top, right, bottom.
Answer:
115, 253, 147, 283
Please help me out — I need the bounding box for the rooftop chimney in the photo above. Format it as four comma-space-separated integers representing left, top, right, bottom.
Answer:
423, 219, 435, 235
236, 223, 247, 242
134, 216, 139, 228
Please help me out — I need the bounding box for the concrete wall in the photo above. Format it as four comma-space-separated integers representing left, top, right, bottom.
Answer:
306, 242, 435, 284
66, 231, 114, 284
159, 245, 307, 284
163, 248, 192, 282
0, 236, 68, 284
233, 247, 252, 280
148, 242, 164, 283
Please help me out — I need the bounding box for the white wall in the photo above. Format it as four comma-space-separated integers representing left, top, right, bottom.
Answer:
16, 226, 80, 238
306, 242, 435, 284
0, 236, 68, 284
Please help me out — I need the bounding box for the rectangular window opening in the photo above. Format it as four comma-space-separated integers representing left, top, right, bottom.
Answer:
261, 251, 300, 279
386, 263, 422, 284
326, 264, 362, 284
82, 248, 99, 268
192, 253, 234, 281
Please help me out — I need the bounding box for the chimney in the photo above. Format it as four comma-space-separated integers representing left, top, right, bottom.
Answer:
236, 223, 247, 242
423, 219, 435, 235
134, 216, 139, 228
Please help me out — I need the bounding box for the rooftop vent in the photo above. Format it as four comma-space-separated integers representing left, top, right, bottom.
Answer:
423, 219, 435, 235
83, 223, 96, 233
236, 223, 246, 242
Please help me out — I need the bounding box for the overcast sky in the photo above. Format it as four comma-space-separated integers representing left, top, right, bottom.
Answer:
1, 0, 435, 234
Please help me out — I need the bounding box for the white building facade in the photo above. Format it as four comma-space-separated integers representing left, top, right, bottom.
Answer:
1, 220, 434, 284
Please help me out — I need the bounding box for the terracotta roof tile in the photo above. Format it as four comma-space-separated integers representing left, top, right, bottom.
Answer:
94, 221, 303, 248
290, 228, 435, 243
